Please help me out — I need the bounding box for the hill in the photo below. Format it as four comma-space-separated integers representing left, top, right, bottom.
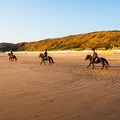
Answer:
0, 43, 16, 52
1, 31, 120, 51
15, 31, 120, 51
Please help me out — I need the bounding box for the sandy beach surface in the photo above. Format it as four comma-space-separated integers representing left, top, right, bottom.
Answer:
0, 51, 120, 120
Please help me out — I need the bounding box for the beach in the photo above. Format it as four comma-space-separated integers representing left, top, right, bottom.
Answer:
0, 51, 120, 120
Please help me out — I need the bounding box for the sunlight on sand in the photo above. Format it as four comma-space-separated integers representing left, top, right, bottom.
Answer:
0, 51, 120, 120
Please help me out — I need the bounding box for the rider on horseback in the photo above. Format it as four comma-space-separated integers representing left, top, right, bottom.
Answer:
43, 49, 48, 60
10, 50, 13, 55
92, 48, 98, 63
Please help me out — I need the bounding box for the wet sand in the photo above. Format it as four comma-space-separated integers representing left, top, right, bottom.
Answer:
0, 51, 120, 120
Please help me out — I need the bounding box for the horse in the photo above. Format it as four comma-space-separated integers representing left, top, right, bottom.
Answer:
38, 53, 54, 65
8, 53, 17, 62
85, 54, 110, 69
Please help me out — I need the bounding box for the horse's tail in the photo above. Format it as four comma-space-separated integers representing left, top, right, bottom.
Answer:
51, 57, 54, 64
14, 56, 17, 61
104, 59, 110, 67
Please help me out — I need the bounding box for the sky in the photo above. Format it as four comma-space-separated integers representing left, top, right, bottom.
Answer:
0, 0, 120, 43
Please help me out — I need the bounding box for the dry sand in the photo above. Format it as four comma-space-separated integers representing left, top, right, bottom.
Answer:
0, 51, 120, 120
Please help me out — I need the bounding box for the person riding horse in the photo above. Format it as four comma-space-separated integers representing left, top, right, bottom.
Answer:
92, 48, 98, 63
8, 52, 17, 61
43, 49, 48, 60
39, 52, 54, 65
10, 50, 13, 55
85, 54, 110, 69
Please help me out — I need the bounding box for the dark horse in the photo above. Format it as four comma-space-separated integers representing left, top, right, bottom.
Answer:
38, 53, 54, 65
8, 53, 17, 61
85, 54, 110, 69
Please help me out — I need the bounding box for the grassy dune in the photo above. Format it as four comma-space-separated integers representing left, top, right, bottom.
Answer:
1, 30, 120, 51
15, 30, 120, 51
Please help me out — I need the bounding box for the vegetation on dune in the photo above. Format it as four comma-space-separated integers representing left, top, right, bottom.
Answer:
0, 43, 16, 52
0, 31, 120, 51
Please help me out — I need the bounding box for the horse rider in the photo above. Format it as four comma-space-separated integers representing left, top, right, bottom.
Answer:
43, 49, 48, 60
10, 50, 13, 55
92, 48, 98, 63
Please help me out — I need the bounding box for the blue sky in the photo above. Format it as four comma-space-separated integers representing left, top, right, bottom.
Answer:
0, 0, 120, 43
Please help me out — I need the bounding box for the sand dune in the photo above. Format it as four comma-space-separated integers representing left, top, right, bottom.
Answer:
0, 52, 120, 120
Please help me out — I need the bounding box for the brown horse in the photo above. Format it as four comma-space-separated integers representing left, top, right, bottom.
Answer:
8, 53, 17, 61
85, 54, 110, 69
38, 53, 54, 65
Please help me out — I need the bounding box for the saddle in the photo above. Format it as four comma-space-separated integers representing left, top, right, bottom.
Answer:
94, 58, 100, 63
43, 56, 47, 61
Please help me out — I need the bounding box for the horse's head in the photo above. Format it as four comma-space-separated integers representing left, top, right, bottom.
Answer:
39, 53, 43, 58
85, 55, 92, 60
8, 53, 10, 56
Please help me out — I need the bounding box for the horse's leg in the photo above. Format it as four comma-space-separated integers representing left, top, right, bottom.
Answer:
92, 58, 95, 69
9, 57, 11, 61
43, 61, 45, 65
47, 57, 50, 65
101, 62, 104, 69
13, 58, 15, 62
87, 62, 92, 68
104, 63, 108, 69
49, 60, 51, 65
104, 59, 110, 68
10, 57, 13, 62
92, 63, 94, 69
14, 56, 17, 61
104, 62, 108, 69
40, 60, 43, 65
49, 61, 50, 65
50, 57, 54, 64
101, 63, 104, 69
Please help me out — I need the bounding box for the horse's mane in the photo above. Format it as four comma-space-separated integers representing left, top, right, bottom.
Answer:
87, 54, 92, 57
